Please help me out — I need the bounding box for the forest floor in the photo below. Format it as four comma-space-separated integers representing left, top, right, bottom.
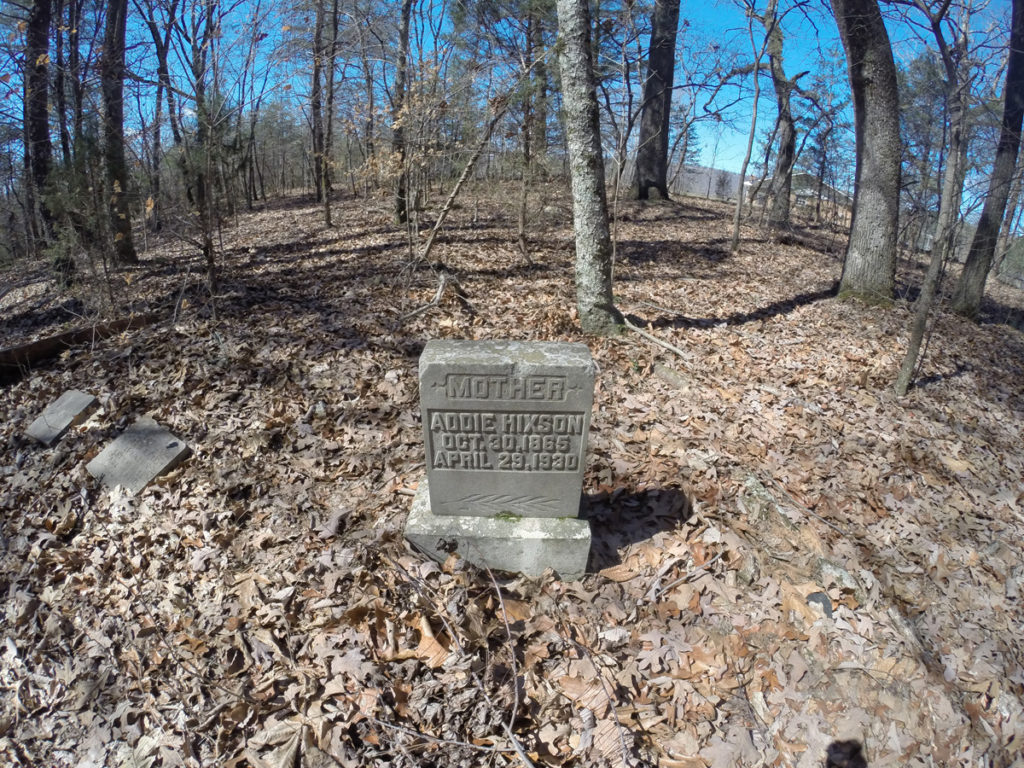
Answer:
1, 187, 1023, 768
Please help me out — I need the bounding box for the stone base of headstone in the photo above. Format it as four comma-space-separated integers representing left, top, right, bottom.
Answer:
86, 415, 191, 496
405, 478, 591, 580
26, 389, 99, 446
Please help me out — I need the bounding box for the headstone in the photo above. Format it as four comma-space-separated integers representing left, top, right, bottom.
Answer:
86, 415, 191, 496
405, 340, 595, 579
25, 389, 99, 446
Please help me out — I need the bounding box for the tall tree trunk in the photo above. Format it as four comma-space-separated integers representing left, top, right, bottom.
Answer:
140, 0, 182, 224
951, 0, 1024, 318
532, 14, 549, 160
731, 19, 767, 255
150, 74, 164, 230
635, 0, 680, 200
101, 0, 138, 265
763, 0, 798, 230
518, 10, 536, 261
556, 0, 623, 335
23, 0, 54, 249
831, 0, 901, 302
54, 0, 72, 167
994, 149, 1023, 273
359, 26, 375, 177
310, 0, 325, 203
894, 114, 966, 396
190, 0, 217, 293
321, 0, 339, 226
894, 3, 975, 394
393, 0, 413, 224
68, 0, 85, 154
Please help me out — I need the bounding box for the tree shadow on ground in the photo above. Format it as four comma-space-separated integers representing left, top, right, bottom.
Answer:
2, 297, 87, 338
582, 486, 692, 571
614, 198, 725, 224
628, 281, 839, 329
617, 238, 734, 269
978, 294, 1024, 333
770, 223, 847, 258
462, 260, 556, 279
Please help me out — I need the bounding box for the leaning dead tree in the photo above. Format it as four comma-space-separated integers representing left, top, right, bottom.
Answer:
398, 100, 511, 324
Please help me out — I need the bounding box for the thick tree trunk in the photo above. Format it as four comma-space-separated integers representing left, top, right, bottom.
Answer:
393, 0, 413, 224
951, 0, 1024, 318
831, 0, 901, 302
556, 0, 623, 335
101, 0, 138, 265
635, 0, 680, 200
24, 0, 53, 247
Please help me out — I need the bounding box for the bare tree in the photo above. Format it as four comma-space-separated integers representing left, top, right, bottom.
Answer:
895, 0, 996, 393
392, 0, 413, 224
762, 0, 806, 230
136, 0, 183, 232
952, 0, 1024, 317
556, 0, 623, 334
731, 5, 770, 254
310, 0, 339, 224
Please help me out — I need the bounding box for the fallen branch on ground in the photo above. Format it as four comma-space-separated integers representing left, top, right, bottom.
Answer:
0, 312, 163, 384
397, 264, 474, 324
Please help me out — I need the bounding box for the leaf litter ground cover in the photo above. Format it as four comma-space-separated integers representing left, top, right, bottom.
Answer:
1, 189, 1023, 767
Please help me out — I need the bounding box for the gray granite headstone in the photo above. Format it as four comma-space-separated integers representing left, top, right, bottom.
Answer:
25, 389, 99, 446
419, 340, 595, 518
86, 415, 191, 496
406, 340, 595, 578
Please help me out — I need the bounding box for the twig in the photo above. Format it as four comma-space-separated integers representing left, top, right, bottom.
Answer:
480, 567, 538, 768
382, 556, 535, 767
366, 716, 500, 752
559, 632, 633, 765
647, 551, 726, 602
417, 104, 509, 266
397, 272, 449, 322
766, 476, 849, 537
485, 568, 522, 734
622, 316, 692, 362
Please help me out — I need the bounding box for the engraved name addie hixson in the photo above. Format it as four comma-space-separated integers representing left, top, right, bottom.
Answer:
419, 341, 595, 519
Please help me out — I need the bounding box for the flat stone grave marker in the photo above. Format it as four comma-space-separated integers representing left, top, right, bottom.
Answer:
405, 340, 594, 579
26, 389, 99, 446
86, 415, 191, 496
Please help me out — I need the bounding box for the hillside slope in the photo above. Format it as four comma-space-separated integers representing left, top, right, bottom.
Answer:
2, 191, 1022, 767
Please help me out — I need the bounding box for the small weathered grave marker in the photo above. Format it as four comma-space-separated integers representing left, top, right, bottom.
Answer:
86, 415, 191, 496
25, 389, 99, 446
405, 340, 594, 579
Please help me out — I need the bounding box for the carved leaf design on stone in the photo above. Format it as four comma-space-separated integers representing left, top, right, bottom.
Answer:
445, 494, 558, 516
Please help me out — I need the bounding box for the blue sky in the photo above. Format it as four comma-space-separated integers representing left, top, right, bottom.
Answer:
679, 0, 845, 174
681, 0, 1014, 175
